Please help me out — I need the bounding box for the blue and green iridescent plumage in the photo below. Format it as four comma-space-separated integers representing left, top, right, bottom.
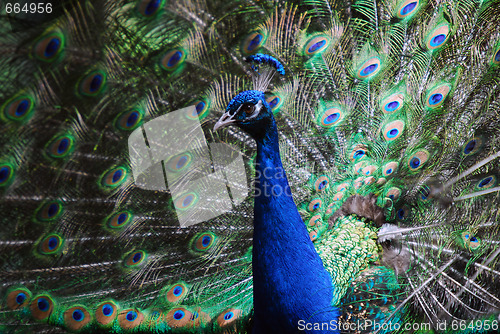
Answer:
1, 0, 500, 333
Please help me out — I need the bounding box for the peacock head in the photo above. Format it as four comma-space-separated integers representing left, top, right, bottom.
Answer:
213, 90, 275, 140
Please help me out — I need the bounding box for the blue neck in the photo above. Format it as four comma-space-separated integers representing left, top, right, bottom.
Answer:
251, 119, 339, 333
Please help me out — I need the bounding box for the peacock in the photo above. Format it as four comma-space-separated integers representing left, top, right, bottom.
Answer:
1, 0, 500, 333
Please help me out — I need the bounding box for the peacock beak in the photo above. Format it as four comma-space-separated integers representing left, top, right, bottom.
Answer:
213, 112, 237, 131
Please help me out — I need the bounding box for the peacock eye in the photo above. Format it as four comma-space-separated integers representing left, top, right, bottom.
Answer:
241, 103, 256, 116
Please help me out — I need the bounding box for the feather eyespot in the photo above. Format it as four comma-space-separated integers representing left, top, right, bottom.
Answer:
0, 163, 14, 187
384, 101, 400, 113
189, 308, 211, 327
354, 177, 363, 189
78, 70, 106, 96
30, 295, 54, 320
183, 100, 209, 120
364, 176, 375, 185
382, 120, 405, 141
336, 183, 349, 192
462, 232, 481, 251
137, 0, 164, 17
2, 96, 35, 122
353, 150, 365, 160
174, 192, 198, 210
217, 308, 241, 327
124, 250, 147, 267
476, 176, 496, 190
382, 162, 398, 177
116, 109, 143, 130
308, 215, 322, 227
127, 311, 137, 321
64, 306, 91, 331
356, 57, 381, 80
407, 150, 429, 171
172, 286, 184, 297
396, 0, 419, 19
265, 95, 282, 113
350, 145, 368, 161
191, 232, 216, 252
161, 49, 186, 71
242, 32, 266, 54
107, 211, 132, 229
463, 137, 482, 156
36, 201, 63, 222
165, 282, 189, 303
308, 198, 322, 212
429, 34, 447, 48
396, 206, 410, 220
386, 187, 401, 202
14, 291, 28, 307
267, 97, 278, 109
101, 166, 127, 188
419, 185, 431, 201
463, 139, 476, 155
318, 107, 343, 128
304, 36, 330, 55
333, 192, 343, 201
34, 32, 64, 61
39, 234, 64, 255
380, 93, 404, 114
165, 307, 193, 328
325, 202, 335, 215
425, 84, 450, 108
409, 157, 420, 169
362, 165, 378, 176
492, 47, 500, 65
95, 301, 118, 326
314, 176, 329, 192
47, 135, 74, 158
426, 24, 450, 50
118, 309, 144, 329
247, 34, 263, 50
166, 153, 192, 173
354, 162, 366, 175
7, 288, 31, 310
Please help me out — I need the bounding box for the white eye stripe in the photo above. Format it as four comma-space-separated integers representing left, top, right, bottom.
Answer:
235, 103, 246, 114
